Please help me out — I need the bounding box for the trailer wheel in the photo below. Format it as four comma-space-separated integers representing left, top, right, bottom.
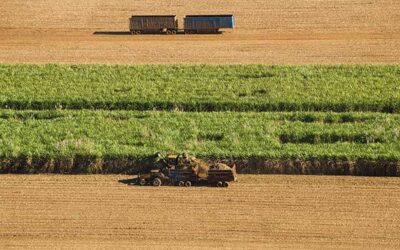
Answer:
178, 181, 185, 187
185, 181, 192, 187
171, 30, 177, 35
152, 178, 162, 187
139, 179, 146, 186
217, 181, 223, 187
166, 30, 172, 35
223, 181, 230, 188
135, 30, 141, 35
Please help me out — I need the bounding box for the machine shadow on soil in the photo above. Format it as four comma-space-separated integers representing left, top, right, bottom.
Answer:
93, 31, 132, 36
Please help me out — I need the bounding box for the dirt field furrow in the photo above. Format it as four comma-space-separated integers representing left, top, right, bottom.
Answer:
1, 175, 400, 249
0, 0, 399, 64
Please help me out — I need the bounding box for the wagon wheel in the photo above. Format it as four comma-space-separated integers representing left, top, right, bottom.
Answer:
223, 181, 230, 188
139, 179, 146, 186
217, 181, 223, 187
178, 181, 185, 187
152, 178, 162, 187
185, 181, 192, 187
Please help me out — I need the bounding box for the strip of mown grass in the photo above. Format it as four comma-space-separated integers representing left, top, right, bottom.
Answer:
0, 110, 399, 174
0, 64, 399, 112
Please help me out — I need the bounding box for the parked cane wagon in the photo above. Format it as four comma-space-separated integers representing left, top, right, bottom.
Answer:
129, 15, 235, 34
129, 15, 178, 34
183, 15, 235, 34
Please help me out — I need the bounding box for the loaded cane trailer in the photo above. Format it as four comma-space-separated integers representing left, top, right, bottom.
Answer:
207, 164, 237, 187
169, 169, 199, 187
183, 15, 235, 34
129, 15, 178, 34
169, 168, 236, 188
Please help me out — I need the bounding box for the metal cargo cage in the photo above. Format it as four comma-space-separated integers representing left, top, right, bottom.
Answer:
129, 15, 178, 34
184, 15, 235, 33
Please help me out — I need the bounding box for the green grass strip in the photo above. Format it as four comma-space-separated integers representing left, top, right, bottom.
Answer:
1, 64, 399, 112
0, 110, 399, 161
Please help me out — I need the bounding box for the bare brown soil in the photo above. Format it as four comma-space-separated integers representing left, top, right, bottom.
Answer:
0, 174, 399, 249
0, 0, 399, 64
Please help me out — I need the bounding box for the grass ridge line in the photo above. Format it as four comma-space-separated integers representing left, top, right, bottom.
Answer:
1, 155, 399, 176
1, 100, 399, 113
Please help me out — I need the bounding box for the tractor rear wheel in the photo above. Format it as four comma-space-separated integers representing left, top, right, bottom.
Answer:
152, 178, 162, 187
185, 181, 192, 187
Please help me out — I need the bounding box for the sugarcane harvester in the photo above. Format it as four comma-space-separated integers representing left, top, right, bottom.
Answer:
136, 153, 237, 187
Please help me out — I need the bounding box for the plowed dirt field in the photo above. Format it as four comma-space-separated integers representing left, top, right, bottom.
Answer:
1, 175, 400, 249
0, 0, 399, 64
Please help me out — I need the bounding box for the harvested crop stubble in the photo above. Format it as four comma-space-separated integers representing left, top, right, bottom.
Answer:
0, 110, 399, 175
0, 0, 399, 64
0, 64, 399, 112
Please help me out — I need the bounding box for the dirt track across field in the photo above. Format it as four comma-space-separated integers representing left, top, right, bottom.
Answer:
0, 0, 399, 64
1, 175, 400, 249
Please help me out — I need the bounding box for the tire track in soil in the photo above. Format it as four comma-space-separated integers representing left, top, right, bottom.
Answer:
1, 174, 400, 249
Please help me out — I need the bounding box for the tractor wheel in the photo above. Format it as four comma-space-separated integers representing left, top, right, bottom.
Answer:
217, 181, 223, 187
185, 181, 192, 187
223, 181, 230, 188
152, 178, 162, 187
139, 179, 146, 186
178, 181, 185, 187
